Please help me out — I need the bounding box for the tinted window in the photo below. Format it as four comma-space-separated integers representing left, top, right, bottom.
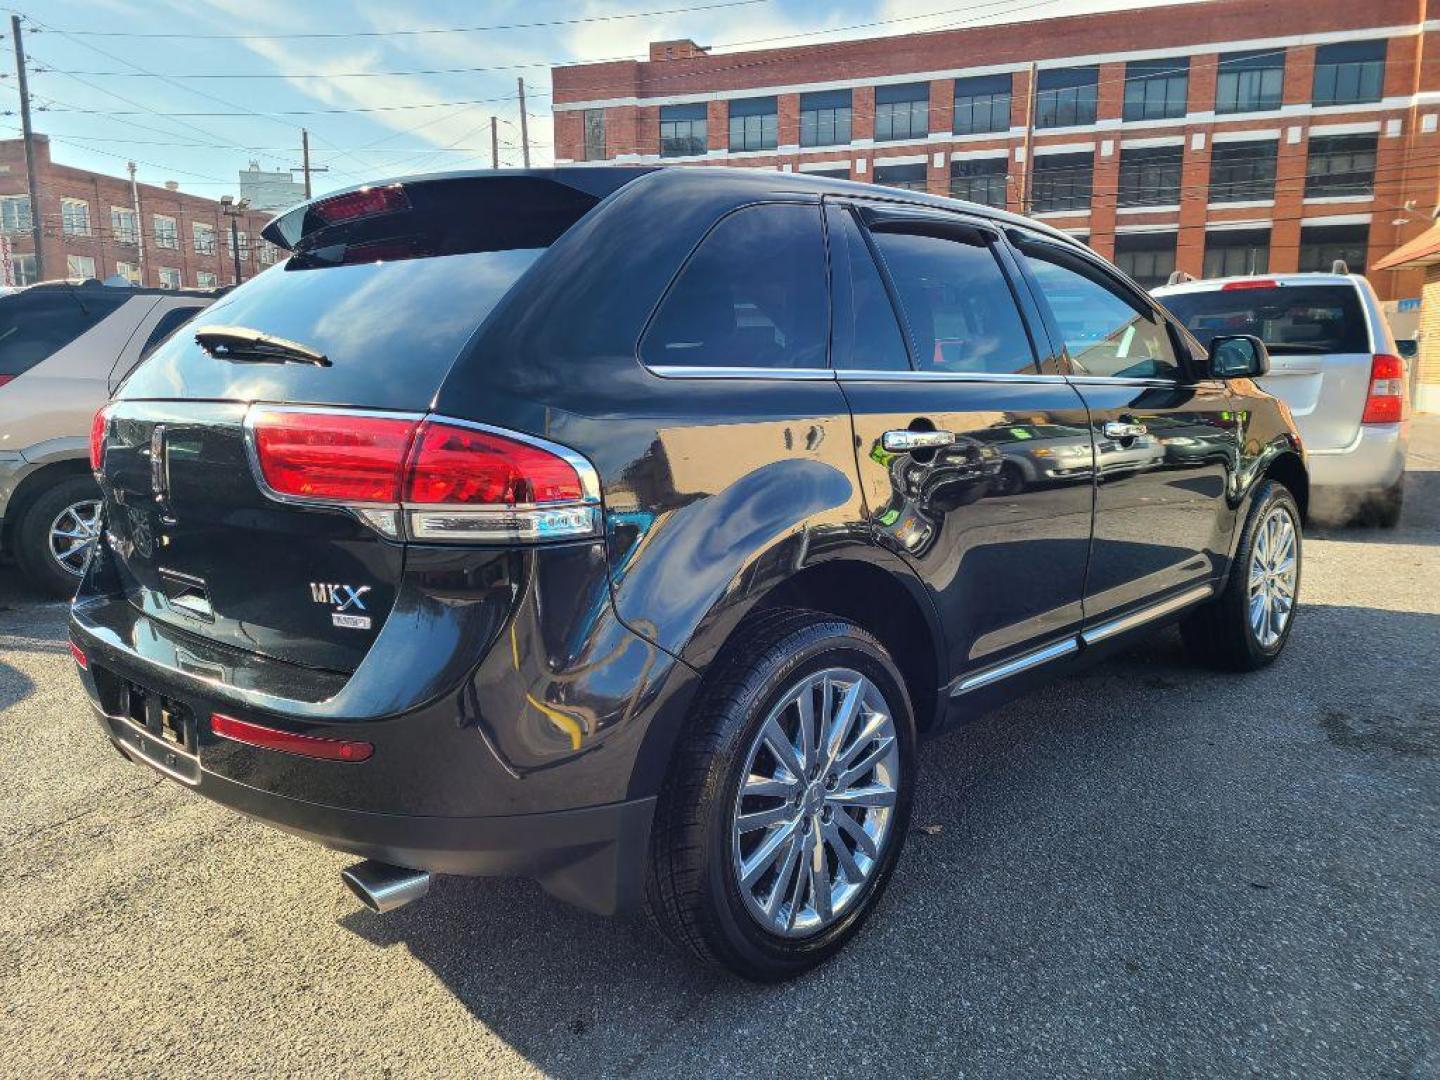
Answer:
871, 225, 1035, 375
1156, 285, 1369, 355
138, 305, 203, 361
826, 206, 908, 371
0, 288, 129, 378
1015, 238, 1179, 379
641, 204, 828, 370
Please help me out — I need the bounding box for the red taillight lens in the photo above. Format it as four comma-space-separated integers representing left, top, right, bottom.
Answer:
250, 409, 418, 503
404, 421, 584, 505
89, 404, 112, 472
1221, 279, 1280, 290
1362, 353, 1407, 425
311, 184, 409, 226
0, 374, 14, 389
68, 641, 88, 670
210, 713, 373, 762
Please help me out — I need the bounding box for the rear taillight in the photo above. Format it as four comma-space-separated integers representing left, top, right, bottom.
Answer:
89, 404, 112, 472
211, 713, 373, 763
68, 641, 88, 670
0, 374, 14, 389
245, 408, 599, 543
1221, 279, 1280, 290
310, 184, 409, 226
1361, 353, 1407, 425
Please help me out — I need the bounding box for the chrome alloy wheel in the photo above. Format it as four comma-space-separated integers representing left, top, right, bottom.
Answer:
1248, 505, 1298, 648
731, 668, 900, 938
48, 499, 102, 578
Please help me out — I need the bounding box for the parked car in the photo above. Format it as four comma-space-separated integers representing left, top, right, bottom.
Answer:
1154, 272, 1408, 526
0, 279, 217, 596
70, 168, 1307, 981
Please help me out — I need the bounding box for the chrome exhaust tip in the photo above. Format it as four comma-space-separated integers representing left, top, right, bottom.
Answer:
341, 860, 432, 914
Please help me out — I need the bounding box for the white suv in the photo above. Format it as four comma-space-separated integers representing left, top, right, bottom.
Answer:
1154, 272, 1409, 526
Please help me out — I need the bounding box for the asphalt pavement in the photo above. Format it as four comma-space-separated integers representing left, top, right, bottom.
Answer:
1, 419, 1437, 1079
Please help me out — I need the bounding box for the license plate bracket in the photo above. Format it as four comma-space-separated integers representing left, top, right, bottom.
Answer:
114, 681, 200, 784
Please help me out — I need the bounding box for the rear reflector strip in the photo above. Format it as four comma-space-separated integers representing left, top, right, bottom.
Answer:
210, 713, 374, 762
68, 641, 88, 670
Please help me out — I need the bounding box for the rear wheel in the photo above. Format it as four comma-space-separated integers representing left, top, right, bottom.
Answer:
14, 474, 102, 600
645, 608, 915, 981
1181, 480, 1301, 672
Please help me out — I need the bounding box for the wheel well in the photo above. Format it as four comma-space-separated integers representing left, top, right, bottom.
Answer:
755, 559, 943, 732
2, 458, 94, 556
1263, 452, 1309, 522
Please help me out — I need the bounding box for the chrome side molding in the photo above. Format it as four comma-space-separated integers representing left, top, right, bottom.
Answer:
1079, 585, 1214, 647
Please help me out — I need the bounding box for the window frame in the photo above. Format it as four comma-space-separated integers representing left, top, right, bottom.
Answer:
953, 73, 1012, 136
1123, 57, 1190, 122
153, 214, 180, 250
1312, 41, 1385, 107
873, 83, 931, 142
728, 96, 779, 153
60, 197, 92, 237
1304, 132, 1378, 198
0, 194, 31, 235
1031, 151, 1094, 213
1117, 145, 1184, 208
582, 108, 607, 161
799, 89, 853, 148
1208, 140, 1279, 203
659, 104, 708, 158
1035, 66, 1100, 129
110, 206, 138, 245
949, 157, 1008, 209
1215, 49, 1285, 114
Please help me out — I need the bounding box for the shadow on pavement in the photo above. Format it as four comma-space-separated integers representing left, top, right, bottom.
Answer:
336, 603, 1440, 1078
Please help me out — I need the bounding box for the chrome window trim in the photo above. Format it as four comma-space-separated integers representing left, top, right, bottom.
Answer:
839, 368, 1067, 384
952, 637, 1080, 695
1063, 375, 1182, 388
1080, 584, 1214, 646
647, 365, 837, 381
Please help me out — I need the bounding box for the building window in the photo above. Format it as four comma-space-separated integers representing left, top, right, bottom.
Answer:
953, 73, 1010, 135
260, 240, 282, 266
873, 162, 928, 191
12, 253, 36, 286
1298, 223, 1369, 272
1209, 140, 1278, 202
196, 270, 218, 288
1032, 152, 1093, 212
61, 197, 92, 237
1114, 232, 1177, 288
1215, 49, 1285, 114
582, 108, 606, 161
1312, 41, 1385, 106
1123, 57, 1189, 121
802, 167, 851, 179
66, 254, 96, 279
157, 266, 182, 289
874, 83, 930, 142
659, 103, 707, 157
115, 260, 141, 284
1305, 133, 1377, 198
1036, 67, 1099, 129
193, 222, 216, 255
729, 96, 778, 152
800, 89, 852, 147
111, 206, 138, 245
1203, 229, 1270, 278
0, 195, 32, 234
1118, 145, 1183, 207
227, 229, 251, 260
153, 215, 179, 250
950, 158, 1007, 207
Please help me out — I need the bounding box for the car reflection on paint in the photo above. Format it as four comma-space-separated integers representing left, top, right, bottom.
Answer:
869, 435, 1003, 554
968, 423, 1095, 496
1145, 414, 1241, 468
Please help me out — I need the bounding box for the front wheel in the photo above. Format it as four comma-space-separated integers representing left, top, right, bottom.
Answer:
1181, 480, 1301, 671
645, 609, 916, 981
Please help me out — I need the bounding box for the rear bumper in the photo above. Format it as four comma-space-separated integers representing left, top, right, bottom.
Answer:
1307, 422, 1408, 493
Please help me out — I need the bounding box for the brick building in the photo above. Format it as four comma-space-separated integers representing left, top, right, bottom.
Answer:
552, 0, 1440, 301
0, 135, 276, 289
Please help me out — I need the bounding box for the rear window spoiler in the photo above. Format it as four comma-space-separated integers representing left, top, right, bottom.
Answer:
261, 168, 654, 254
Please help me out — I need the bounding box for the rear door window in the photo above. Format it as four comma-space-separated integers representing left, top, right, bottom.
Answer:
1013, 236, 1180, 379
641, 203, 829, 370
0, 288, 128, 380
138, 305, 206, 362
825, 204, 910, 371
869, 222, 1037, 375
1156, 284, 1369, 355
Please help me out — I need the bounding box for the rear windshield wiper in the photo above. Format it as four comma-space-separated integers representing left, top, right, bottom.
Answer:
193, 325, 331, 367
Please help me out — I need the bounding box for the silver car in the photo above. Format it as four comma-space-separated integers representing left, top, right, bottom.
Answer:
1154, 272, 1409, 526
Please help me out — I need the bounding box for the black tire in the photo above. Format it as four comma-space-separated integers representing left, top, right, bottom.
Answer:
14, 473, 101, 600
1181, 480, 1301, 672
645, 607, 916, 981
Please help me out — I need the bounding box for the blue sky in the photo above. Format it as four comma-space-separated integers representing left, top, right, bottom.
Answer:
6, 0, 1203, 199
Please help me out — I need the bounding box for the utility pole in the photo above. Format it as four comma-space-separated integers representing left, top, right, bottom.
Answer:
1019, 60, 1037, 215
11, 16, 45, 281
490, 116, 499, 169
517, 78, 531, 168
128, 161, 145, 286
220, 196, 248, 285
297, 129, 327, 199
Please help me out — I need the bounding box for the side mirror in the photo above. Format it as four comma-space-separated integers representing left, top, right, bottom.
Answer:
1208, 334, 1270, 379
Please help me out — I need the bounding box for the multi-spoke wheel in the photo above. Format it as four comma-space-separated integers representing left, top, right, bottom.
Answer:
646, 609, 915, 981
15, 474, 104, 599
1182, 480, 1302, 671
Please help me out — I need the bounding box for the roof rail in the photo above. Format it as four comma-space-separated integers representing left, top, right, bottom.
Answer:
1166, 270, 1195, 286
1331, 259, 1350, 274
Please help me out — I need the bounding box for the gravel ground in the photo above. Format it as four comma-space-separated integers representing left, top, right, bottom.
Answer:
1, 419, 1437, 1079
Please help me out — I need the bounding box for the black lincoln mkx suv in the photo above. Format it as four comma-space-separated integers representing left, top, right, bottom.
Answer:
70, 167, 1306, 980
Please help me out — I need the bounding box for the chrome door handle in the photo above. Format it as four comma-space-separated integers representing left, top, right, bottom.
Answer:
882, 429, 955, 452
1103, 421, 1147, 439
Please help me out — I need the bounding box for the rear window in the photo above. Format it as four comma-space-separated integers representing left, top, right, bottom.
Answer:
1157, 284, 1369, 355
0, 288, 129, 378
